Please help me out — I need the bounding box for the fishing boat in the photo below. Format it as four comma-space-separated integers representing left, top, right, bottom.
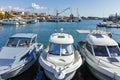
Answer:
39, 29, 82, 80
77, 30, 120, 80
0, 33, 43, 79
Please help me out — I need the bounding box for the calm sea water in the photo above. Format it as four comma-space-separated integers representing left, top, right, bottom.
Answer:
1, 20, 120, 80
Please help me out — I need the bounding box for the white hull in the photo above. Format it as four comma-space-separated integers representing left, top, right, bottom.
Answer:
44, 69, 76, 80
81, 44, 120, 80
77, 30, 120, 80
39, 50, 82, 80
39, 31, 82, 80
2, 22, 19, 25
0, 33, 43, 80
0, 55, 38, 79
87, 63, 112, 80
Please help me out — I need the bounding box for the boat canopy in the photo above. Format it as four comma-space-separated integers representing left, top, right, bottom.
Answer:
6, 33, 37, 47
49, 33, 74, 44
87, 33, 118, 46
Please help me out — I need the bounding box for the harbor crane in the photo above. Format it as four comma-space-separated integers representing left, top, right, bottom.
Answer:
56, 7, 70, 17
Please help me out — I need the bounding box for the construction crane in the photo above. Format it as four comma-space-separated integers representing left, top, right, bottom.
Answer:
56, 7, 70, 18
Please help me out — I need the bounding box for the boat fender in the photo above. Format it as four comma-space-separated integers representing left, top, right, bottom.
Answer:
55, 71, 65, 79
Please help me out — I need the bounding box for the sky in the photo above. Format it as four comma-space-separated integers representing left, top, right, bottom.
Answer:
0, 0, 120, 17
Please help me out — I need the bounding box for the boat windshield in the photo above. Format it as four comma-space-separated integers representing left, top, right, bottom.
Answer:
7, 37, 31, 47
93, 45, 109, 56
107, 46, 120, 56
61, 44, 73, 56
49, 44, 60, 55
49, 43, 73, 55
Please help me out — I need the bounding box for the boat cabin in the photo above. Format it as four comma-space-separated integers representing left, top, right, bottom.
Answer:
48, 33, 74, 56
6, 33, 37, 47
86, 33, 120, 57
46, 33, 75, 66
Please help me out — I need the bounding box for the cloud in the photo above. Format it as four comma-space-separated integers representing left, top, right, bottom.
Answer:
31, 3, 47, 10
1, 3, 46, 12
7, 6, 24, 11
8, 6, 12, 9
12, 7, 24, 11
0, 6, 24, 11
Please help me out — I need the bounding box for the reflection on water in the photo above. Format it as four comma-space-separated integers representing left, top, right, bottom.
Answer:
72, 62, 98, 80
6, 60, 98, 80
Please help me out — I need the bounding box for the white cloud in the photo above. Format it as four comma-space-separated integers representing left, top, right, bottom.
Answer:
0, 6, 24, 11
12, 7, 24, 11
8, 6, 12, 9
1, 3, 46, 12
6, 6, 24, 11
31, 3, 46, 10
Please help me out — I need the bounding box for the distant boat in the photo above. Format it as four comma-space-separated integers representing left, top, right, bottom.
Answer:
106, 23, 120, 28
29, 18, 38, 24
2, 19, 19, 25
97, 21, 113, 27
74, 17, 82, 22
77, 30, 120, 80
68, 13, 81, 22
14, 17, 27, 25
97, 21, 120, 28
0, 33, 43, 79
39, 28, 82, 80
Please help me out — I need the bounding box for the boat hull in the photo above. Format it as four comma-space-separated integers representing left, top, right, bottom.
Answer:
79, 42, 118, 80
39, 51, 82, 80
0, 52, 40, 79
80, 50, 116, 80
44, 69, 76, 80
2, 22, 19, 25
86, 62, 113, 80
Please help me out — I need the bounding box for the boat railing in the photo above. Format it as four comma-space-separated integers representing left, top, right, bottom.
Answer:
91, 30, 107, 34
47, 60, 57, 68
76, 29, 109, 34
37, 43, 43, 50
63, 62, 72, 69
97, 58, 120, 67
47, 59, 70, 71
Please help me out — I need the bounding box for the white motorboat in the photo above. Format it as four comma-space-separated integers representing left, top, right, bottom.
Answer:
14, 17, 27, 25
39, 29, 82, 80
106, 23, 120, 28
97, 21, 120, 28
2, 19, 19, 25
77, 30, 120, 80
97, 21, 113, 27
0, 33, 43, 79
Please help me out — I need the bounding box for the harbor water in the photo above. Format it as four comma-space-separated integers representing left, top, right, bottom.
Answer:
1, 20, 120, 80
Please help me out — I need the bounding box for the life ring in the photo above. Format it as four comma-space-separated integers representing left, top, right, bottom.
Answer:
108, 33, 112, 38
